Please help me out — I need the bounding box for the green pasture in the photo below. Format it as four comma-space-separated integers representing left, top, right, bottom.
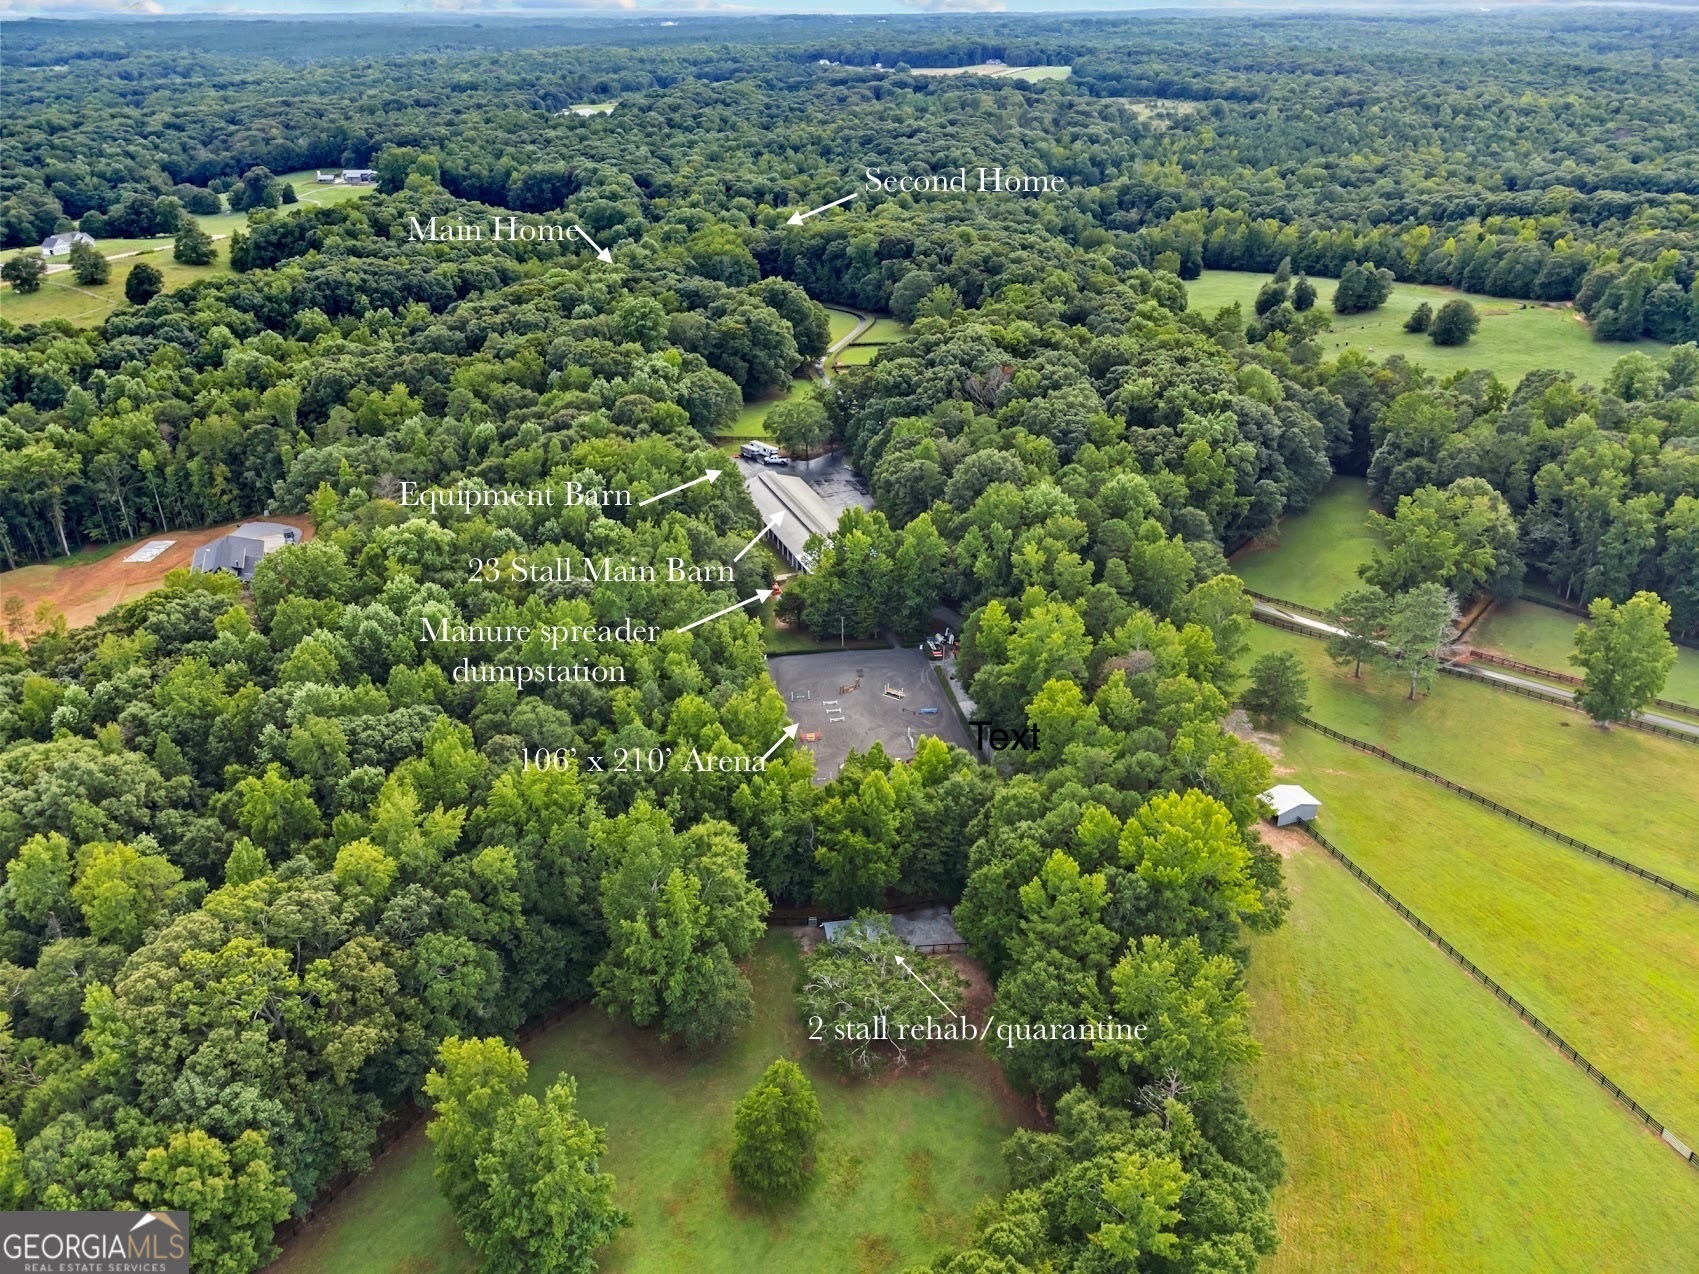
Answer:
0, 255, 230, 327
1470, 599, 1699, 709
1269, 724, 1699, 1150
1248, 624, 1699, 888
1184, 270, 1669, 386
270, 936, 1018, 1274
1248, 842, 1699, 1273
855, 317, 910, 344
1230, 477, 1380, 609
725, 377, 814, 439
831, 344, 881, 367
825, 306, 863, 345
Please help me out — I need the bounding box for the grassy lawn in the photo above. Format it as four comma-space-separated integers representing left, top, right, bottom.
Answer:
762, 603, 888, 654
1248, 624, 1699, 889
910, 65, 1072, 81
832, 344, 881, 367
1184, 270, 1668, 387
855, 317, 910, 344
1248, 841, 1699, 1273
1, 170, 371, 266
0, 256, 229, 327
1470, 599, 1699, 709
825, 306, 863, 345
1230, 477, 1380, 609
270, 936, 1019, 1274
725, 377, 814, 439
1264, 724, 1699, 1150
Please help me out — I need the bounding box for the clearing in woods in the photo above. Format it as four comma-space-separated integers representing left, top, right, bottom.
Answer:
267, 935, 1024, 1274
1184, 269, 1669, 386
0, 515, 314, 630
1230, 477, 1381, 610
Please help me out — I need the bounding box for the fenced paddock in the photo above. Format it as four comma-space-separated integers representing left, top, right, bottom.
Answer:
1297, 822, 1698, 1169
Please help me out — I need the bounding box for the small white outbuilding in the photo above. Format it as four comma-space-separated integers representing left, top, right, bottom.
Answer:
1260, 784, 1321, 827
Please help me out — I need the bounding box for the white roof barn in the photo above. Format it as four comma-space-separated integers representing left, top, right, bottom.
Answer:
41, 231, 95, 256
1260, 784, 1321, 827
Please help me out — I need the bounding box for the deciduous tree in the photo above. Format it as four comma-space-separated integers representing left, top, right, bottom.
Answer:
1570, 591, 1677, 725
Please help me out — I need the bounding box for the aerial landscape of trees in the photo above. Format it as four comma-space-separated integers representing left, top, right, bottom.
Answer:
2, 7, 1699, 1272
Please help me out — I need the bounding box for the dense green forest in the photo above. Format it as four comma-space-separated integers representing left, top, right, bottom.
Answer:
2, 11, 1698, 1273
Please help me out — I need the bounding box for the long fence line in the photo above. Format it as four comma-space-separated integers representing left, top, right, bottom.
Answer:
1438, 663, 1699, 747
1520, 590, 1699, 653
1466, 650, 1699, 718
1297, 823, 1698, 1168
1244, 588, 1330, 620
1292, 716, 1699, 904
1249, 608, 1699, 747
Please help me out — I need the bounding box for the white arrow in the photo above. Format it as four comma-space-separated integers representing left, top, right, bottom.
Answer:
638, 469, 721, 507
570, 225, 613, 263
676, 588, 773, 634
894, 955, 956, 1016
787, 193, 859, 226
759, 723, 800, 763
733, 510, 786, 562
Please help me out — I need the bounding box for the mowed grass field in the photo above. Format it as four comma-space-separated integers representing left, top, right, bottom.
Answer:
1, 171, 373, 329
724, 377, 815, 439
825, 305, 863, 345
909, 64, 1072, 81
1470, 599, 1699, 708
1266, 724, 1699, 1149
1185, 270, 1669, 386
269, 936, 1021, 1274
1249, 624, 1699, 888
0, 255, 229, 327
1248, 840, 1699, 1273
1231, 477, 1380, 608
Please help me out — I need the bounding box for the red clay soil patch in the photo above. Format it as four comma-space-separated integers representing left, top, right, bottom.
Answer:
0, 515, 314, 630
1257, 820, 1313, 860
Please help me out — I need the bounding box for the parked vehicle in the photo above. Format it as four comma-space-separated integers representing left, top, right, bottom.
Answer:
739, 441, 776, 461
760, 452, 789, 466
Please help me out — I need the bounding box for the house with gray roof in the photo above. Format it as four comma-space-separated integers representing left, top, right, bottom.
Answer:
191, 522, 301, 581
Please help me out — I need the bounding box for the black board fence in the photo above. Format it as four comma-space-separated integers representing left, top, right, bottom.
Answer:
1520, 589, 1699, 652
1247, 607, 1699, 747
1291, 717, 1699, 905
1467, 650, 1699, 719
1438, 663, 1699, 747
1244, 588, 1331, 621
1296, 823, 1699, 1169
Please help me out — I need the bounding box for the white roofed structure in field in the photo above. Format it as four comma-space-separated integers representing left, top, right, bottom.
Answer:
1260, 784, 1321, 827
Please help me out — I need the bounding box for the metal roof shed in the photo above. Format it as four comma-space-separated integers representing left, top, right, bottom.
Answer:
1260, 784, 1321, 827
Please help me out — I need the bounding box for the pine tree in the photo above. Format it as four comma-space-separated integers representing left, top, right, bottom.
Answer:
730, 1059, 823, 1199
